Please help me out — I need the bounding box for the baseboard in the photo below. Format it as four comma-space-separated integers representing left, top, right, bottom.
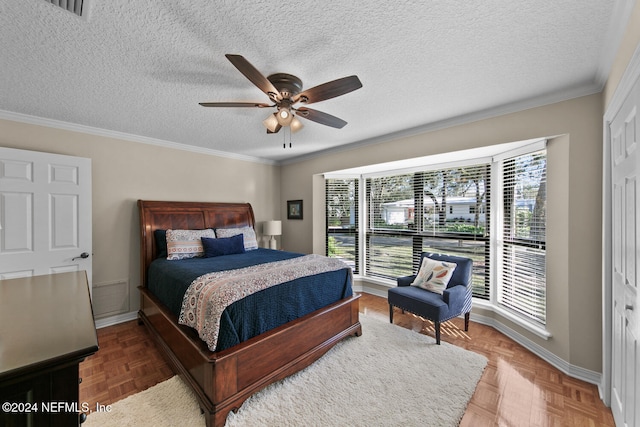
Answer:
96, 286, 602, 388
465, 311, 601, 387
358, 281, 602, 387
94, 310, 138, 329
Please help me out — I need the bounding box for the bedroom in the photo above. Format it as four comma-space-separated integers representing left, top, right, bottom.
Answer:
0, 1, 639, 426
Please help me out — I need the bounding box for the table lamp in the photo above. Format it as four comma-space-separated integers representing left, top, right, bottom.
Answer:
264, 220, 282, 250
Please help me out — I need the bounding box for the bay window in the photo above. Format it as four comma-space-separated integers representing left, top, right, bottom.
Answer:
324, 140, 547, 327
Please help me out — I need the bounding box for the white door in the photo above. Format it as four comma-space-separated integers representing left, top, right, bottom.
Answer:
0, 147, 92, 291
609, 76, 640, 427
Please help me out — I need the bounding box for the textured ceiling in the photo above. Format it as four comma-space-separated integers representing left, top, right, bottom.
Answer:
0, 0, 621, 163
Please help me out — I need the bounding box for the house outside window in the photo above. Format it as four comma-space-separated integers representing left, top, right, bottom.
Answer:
365, 165, 490, 298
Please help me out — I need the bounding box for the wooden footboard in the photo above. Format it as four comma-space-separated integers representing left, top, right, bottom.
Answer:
139, 288, 361, 427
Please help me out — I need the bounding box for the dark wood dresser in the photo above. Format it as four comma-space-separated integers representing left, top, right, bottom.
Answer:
0, 271, 98, 426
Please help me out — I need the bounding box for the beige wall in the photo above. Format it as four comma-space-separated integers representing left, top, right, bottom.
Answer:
1, 1, 637, 374
280, 93, 604, 372
604, 1, 640, 107
0, 119, 280, 319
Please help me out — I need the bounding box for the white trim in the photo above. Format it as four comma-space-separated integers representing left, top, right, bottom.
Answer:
91, 285, 599, 389
0, 109, 277, 166
470, 310, 602, 387
474, 299, 551, 340
361, 157, 493, 179
359, 275, 551, 338
282, 82, 602, 166
601, 24, 640, 408
357, 283, 596, 386
323, 172, 361, 179
94, 311, 138, 329
601, 118, 613, 407
357, 178, 367, 275
323, 138, 553, 177
491, 138, 547, 162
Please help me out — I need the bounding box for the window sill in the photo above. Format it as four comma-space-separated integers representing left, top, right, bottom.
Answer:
354, 276, 552, 340
473, 299, 552, 340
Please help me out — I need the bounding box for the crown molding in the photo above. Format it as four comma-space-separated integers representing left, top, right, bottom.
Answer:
280, 81, 602, 166
0, 75, 606, 169
0, 109, 277, 166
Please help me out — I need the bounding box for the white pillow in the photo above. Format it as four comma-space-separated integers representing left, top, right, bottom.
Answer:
166, 229, 215, 260
215, 226, 258, 250
410, 257, 457, 294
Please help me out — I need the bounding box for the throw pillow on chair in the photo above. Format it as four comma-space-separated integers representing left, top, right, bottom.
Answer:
388, 253, 473, 344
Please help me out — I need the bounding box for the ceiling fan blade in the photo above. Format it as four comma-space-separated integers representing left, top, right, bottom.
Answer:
199, 102, 271, 107
225, 54, 281, 100
296, 107, 348, 129
293, 75, 362, 104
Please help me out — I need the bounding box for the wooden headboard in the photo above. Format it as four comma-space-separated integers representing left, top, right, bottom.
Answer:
137, 200, 256, 287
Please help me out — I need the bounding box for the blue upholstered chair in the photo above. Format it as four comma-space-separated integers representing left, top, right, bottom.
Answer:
388, 252, 473, 344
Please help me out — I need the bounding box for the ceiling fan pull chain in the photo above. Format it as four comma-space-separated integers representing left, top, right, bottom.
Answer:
282, 127, 293, 148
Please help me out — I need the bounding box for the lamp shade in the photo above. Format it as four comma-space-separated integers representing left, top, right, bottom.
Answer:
290, 117, 303, 133
262, 113, 280, 133
264, 220, 282, 236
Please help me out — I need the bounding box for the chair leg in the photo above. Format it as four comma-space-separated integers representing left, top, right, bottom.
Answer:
464, 312, 470, 331
435, 321, 441, 345
389, 304, 394, 323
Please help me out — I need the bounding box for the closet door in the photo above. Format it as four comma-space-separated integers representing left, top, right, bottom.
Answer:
610, 76, 639, 427
0, 147, 92, 291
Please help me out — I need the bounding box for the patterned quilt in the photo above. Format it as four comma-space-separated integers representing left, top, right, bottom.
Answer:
178, 254, 350, 351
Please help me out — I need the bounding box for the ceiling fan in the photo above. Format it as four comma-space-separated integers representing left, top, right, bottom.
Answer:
200, 54, 362, 134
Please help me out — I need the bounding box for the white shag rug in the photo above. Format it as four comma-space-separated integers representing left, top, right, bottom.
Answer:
84, 314, 487, 427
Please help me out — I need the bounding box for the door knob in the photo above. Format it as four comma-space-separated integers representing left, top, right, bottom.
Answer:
625, 304, 634, 311
72, 252, 90, 261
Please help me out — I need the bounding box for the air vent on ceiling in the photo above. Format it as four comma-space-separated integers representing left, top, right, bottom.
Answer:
44, 0, 84, 17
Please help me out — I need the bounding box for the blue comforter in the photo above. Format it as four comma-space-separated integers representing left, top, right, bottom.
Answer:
147, 248, 353, 351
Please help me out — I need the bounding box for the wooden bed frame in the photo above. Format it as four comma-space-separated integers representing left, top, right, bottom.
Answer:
137, 200, 361, 427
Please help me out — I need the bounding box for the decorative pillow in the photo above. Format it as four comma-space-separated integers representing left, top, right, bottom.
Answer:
201, 234, 245, 258
410, 257, 457, 294
166, 229, 216, 260
215, 226, 258, 250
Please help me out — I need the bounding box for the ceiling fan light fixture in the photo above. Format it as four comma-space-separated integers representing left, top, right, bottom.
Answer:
263, 113, 280, 133
276, 108, 294, 126
290, 117, 303, 133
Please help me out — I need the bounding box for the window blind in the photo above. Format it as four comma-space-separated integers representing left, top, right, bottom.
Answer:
498, 149, 547, 324
366, 174, 417, 279
326, 178, 359, 273
364, 165, 490, 293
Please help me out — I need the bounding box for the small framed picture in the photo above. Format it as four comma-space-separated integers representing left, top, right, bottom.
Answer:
287, 200, 303, 220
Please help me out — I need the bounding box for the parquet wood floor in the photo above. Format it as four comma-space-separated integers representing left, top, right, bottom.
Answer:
79, 293, 615, 426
